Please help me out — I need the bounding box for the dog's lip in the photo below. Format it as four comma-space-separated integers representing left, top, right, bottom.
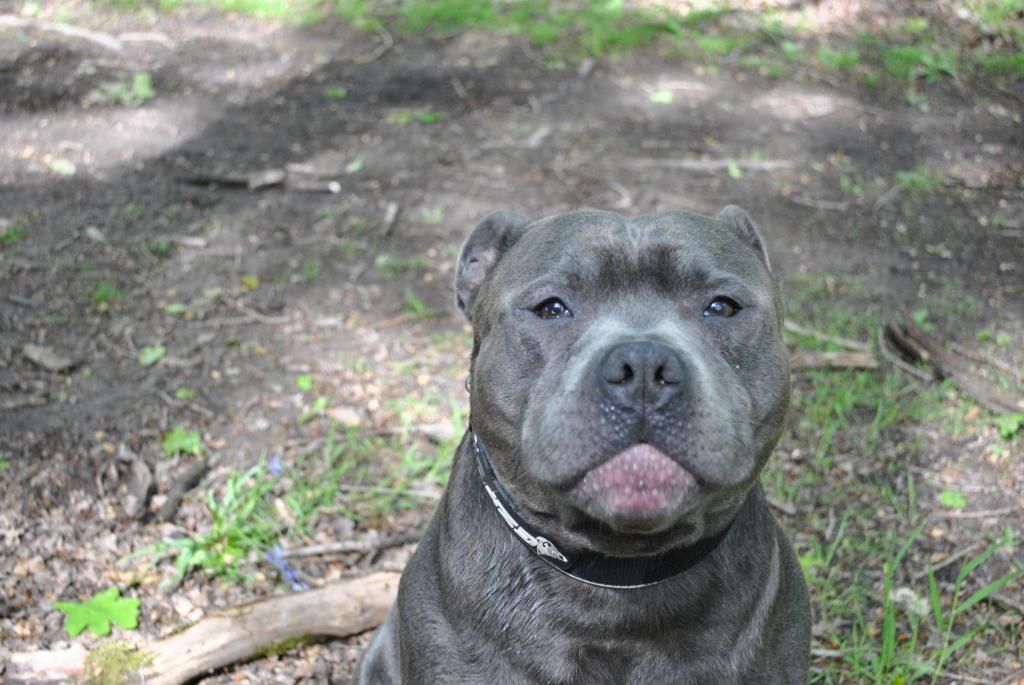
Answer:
570, 443, 697, 526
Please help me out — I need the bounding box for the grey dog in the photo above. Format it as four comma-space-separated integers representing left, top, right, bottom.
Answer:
355, 207, 811, 684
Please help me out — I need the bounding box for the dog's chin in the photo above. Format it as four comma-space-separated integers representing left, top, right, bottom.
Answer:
568, 443, 698, 536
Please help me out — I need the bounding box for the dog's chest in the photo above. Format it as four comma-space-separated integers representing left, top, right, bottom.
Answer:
493, 636, 741, 685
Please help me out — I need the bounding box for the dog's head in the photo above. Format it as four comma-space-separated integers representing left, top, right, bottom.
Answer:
455, 207, 788, 557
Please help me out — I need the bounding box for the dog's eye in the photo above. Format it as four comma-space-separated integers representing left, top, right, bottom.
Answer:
534, 297, 572, 320
703, 297, 741, 318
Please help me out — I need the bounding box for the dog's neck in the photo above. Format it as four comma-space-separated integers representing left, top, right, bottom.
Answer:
470, 431, 739, 589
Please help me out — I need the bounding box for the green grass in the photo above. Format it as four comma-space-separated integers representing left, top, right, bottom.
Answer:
99, 0, 319, 18
894, 165, 945, 193
784, 272, 883, 343
783, 423, 1022, 685
1, 224, 27, 246
883, 45, 957, 82
161, 424, 203, 457
980, 51, 1024, 74
808, 520, 1020, 684
374, 252, 428, 277
389, 110, 446, 125
776, 269, 1023, 683
91, 280, 131, 309
87, 72, 156, 106
395, 0, 692, 55
403, 288, 435, 319
970, 0, 1024, 34
89, 0, 1024, 84
134, 463, 281, 582
133, 398, 462, 583
817, 46, 860, 70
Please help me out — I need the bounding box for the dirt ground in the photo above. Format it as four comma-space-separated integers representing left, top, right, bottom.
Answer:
1, 0, 1022, 683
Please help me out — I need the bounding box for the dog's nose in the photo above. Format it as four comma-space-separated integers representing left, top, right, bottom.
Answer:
598, 341, 686, 409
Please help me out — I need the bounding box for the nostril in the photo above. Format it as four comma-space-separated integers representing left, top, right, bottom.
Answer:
654, 363, 681, 385
608, 362, 634, 385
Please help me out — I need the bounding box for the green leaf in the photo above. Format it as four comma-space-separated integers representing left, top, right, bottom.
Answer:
131, 72, 156, 103
295, 374, 314, 392
727, 161, 742, 179
648, 88, 673, 104
345, 157, 365, 174
404, 288, 431, 317
326, 86, 348, 99
164, 302, 189, 315
955, 569, 1021, 616
49, 159, 77, 176
0, 225, 27, 245
413, 111, 444, 124
162, 425, 203, 457
938, 489, 967, 510
946, 623, 983, 656
174, 386, 197, 401
300, 396, 329, 423
138, 344, 166, 367
241, 274, 260, 289
53, 587, 139, 638
994, 413, 1023, 440
956, 539, 1005, 585
420, 207, 443, 224
927, 566, 944, 626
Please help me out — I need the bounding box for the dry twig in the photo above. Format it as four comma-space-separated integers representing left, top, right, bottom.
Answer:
0, 15, 124, 54
6, 572, 400, 685
884, 311, 1023, 415
623, 158, 794, 172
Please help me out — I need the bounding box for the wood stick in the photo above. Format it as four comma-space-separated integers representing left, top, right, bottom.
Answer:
282, 529, 422, 559
949, 341, 1024, 384
0, 15, 125, 53
789, 350, 878, 370
6, 572, 400, 685
623, 157, 794, 171
784, 321, 873, 353
147, 571, 398, 684
884, 313, 1023, 415
877, 325, 933, 382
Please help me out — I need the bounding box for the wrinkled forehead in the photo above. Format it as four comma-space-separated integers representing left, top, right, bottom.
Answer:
497, 210, 771, 290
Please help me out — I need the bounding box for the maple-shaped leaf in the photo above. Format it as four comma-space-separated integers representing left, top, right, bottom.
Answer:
53, 587, 140, 638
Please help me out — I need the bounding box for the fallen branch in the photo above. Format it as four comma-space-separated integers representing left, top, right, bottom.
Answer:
787, 195, 850, 212
623, 157, 794, 172
353, 26, 395, 64
950, 341, 1024, 384
6, 572, 400, 685
877, 325, 933, 382
884, 311, 1023, 415
789, 350, 878, 370
0, 15, 124, 54
784, 320, 873, 353
178, 163, 345, 193
282, 528, 423, 559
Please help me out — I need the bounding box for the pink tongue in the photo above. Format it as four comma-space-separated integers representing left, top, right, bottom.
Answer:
580, 444, 694, 513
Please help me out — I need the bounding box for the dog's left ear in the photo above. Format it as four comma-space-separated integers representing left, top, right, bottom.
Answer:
716, 205, 772, 272
455, 210, 531, 321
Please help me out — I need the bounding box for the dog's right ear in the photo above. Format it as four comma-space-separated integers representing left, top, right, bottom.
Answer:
455, 210, 531, 321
